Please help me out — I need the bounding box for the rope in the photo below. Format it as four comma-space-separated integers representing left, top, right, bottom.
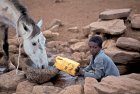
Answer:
15, 15, 23, 75
16, 38, 22, 75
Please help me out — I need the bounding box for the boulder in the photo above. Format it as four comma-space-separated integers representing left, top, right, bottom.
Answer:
84, 77, 98, 94
43, 30, 59, 39
32, 85, 62, 94
103, 39, 140, 64
58, 85, 83, 94
16, 81, 35, 94
130, 14, 140, 29
68, 26, 79, 33
47, 41, 69, 53
89, 19, 126, 35
68, 39, 80, 44
94, 76, 140, 94
47, 19, 63, 30
0, 70, 25, 91
82, 25, 91, 36
116, 37, 140, 52
121, 73, 140, 81
49, 24, 60, 32
70, 41, 88, 52
99, 8, 131, 20
71, 52, 86, 64
47, 41, 69, 48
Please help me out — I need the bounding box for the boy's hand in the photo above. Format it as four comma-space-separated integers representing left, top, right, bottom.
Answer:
79, 68, 85, 75
76, 68, 85, 76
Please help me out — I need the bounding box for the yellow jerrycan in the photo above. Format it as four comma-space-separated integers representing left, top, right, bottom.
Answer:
54, 56, 80, 76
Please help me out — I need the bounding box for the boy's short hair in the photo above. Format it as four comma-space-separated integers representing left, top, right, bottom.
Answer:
89, 35, 103, 48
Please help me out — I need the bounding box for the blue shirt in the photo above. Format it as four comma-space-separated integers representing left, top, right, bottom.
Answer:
84, 50, 120, 79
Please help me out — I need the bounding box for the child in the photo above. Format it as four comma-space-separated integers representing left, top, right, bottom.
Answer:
78, 35, 120, 81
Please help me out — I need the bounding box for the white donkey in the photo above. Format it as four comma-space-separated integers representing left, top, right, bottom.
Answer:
0, 0, 49, 70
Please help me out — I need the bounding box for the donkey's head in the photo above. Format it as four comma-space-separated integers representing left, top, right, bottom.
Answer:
18, 16, 49, 69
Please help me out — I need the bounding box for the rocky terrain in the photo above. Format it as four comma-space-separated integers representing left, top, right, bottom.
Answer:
0, 0, 140, 94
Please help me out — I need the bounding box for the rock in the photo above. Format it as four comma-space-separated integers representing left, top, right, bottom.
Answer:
121, 73, 140, 81
89, 19, 126, 35
71, 52, 85, 63
81, 25, 91, 38
47, 41, 69, 53
32, 85, 62, 94
80, 51, 91, 66
103, 39, 140, 64
58, 85, 83, 94
16, 81, 35, 94
130, 14, 140, 29
0, 70, 25, 91
116, 37, 140, 52
47, 41, 69, 48
99, 8, 131, 20
47, 19, 63, 30
70, 41, 88, 52
49, 24, 60, 32
68, 26, 79, 33
63, 47, 72, 53
68, 39, 80, 44
84, 77, 98, 94
94, 76, 140, 94
102, 39, 115, 49
43, 30, 59, 39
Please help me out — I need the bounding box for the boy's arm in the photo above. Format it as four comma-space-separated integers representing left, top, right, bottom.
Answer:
84, 57, 93, 71
84, 63, 92, 72
84, 58, 104, 80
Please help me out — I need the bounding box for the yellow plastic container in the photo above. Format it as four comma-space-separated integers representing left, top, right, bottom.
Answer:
54, 56, 80, 76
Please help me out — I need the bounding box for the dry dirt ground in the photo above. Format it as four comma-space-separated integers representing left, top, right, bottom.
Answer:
9, 0, 140, 41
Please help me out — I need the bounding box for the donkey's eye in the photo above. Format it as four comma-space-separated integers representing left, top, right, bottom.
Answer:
23, 23, 28, 31
32, 42, 36, 46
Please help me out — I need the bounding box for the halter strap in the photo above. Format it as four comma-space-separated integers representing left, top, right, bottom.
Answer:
15, 15, 23, 75
16, 15, 24, 37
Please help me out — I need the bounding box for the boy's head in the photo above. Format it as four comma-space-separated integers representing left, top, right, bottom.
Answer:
88, 35, 103, 56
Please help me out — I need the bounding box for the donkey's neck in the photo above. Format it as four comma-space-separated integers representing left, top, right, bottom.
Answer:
0, 0, 23, 27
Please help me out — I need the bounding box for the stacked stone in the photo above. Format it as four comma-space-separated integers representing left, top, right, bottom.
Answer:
87, 8, 140, 74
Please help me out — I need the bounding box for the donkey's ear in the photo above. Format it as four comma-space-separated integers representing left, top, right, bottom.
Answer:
37, 19, 43, 29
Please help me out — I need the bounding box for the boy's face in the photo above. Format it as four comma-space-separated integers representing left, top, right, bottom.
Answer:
88, 41, 101, 56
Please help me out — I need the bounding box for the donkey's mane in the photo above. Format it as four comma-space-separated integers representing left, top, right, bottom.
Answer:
11, 0, 27, 15
11, 0, 40, 38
